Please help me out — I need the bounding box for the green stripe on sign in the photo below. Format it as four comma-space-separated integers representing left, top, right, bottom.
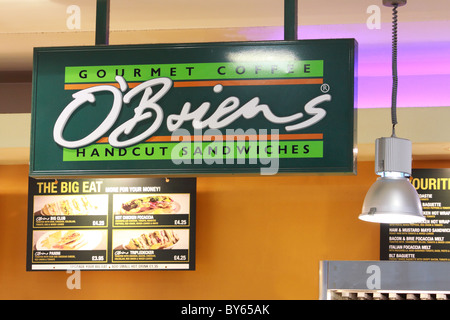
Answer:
65, 61, 323, 83
63, 141, 323, 161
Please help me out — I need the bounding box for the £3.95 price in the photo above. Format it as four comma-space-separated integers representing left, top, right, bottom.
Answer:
92, 255, 104, 261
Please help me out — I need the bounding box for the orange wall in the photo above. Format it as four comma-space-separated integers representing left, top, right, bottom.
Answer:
1, 160, 449, 300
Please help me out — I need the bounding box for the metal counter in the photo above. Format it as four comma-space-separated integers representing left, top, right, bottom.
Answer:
320, 260, 450, 300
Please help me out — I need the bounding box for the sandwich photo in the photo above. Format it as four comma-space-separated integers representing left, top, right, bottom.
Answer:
39, 196, 98, 216
124, 229, 180, 250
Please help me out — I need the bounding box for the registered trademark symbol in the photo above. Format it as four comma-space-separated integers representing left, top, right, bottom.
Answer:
320, 83, 330, 93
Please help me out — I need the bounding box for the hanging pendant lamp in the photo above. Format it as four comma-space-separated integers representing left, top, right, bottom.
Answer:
359, 0, 425, 224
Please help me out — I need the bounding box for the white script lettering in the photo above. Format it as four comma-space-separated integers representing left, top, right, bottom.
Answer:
53, 76, 330, 149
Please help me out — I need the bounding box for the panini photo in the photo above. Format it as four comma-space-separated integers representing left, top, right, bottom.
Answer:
38, 231, 88, 250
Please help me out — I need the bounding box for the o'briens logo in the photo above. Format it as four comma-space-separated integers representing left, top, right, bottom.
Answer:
56, 61, 327, 175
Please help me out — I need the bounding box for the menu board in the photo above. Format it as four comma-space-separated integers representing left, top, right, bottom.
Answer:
381, 169, 450, 261
26, 177, 196, 271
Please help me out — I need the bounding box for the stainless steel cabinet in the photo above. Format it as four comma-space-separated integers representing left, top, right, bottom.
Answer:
320, 260, 450, 300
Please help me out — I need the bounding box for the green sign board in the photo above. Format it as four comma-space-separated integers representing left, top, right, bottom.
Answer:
29, 39, 357, 176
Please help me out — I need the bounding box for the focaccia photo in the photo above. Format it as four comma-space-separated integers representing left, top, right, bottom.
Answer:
118, 195, 179, 215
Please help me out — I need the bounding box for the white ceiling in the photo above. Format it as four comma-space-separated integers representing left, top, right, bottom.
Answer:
1, 0, 449, 164
1, 0, 450, 72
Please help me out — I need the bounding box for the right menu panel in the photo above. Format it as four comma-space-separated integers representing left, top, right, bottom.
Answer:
381, 169, 450, 261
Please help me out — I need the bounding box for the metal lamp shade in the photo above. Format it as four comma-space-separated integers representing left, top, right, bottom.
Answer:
359, 176, 425, 224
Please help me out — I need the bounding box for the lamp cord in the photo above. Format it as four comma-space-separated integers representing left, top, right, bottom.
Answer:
391, 4, 399, 137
